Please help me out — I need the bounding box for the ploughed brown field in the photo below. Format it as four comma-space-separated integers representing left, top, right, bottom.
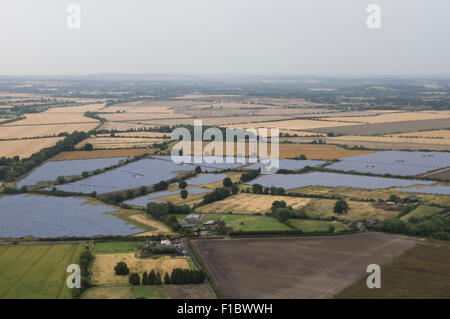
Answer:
192, 233, 419, 299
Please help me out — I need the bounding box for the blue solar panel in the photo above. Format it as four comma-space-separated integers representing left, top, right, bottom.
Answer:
0, 194, 143, 238
326, 151, 450, 176
247, 172, 434, 190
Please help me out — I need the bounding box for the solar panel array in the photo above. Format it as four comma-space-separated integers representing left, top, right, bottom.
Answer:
125, 187, 211, 207
185, 173, 228, 186
246, 159, 325, 171
55, 158, 197, 194
0, 195, 142, 238
153, 155, 246, 170
17, 157, 128, 187
399, 185, 450, 196
326, 151, 450, 176
247, 172, 434, 190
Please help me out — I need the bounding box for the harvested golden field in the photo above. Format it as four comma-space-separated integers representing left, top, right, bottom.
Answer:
2, 112, 98, 126
96, 132, 170, 138
97, 122, 153, 131
291, 185, 450, 207
278, 143, 375, 159
154, 190, 209, 208
0, 137, 64, 158
126, 214, 176, 236
0, 123, 98, 139
168, 141, 373, 159
45, 103, 105, 114
99, 110, 192, 122
196, 194, 312, 214
136, 115, 295, 127
325, 111, 450, 124
91, 253, 191, 285
328, 135, 450, 146
50, 149, 153, 161
230, 119, 359, 131
76, 137, 165, 149
175, 94, 242, 99
0, 104, 101, 139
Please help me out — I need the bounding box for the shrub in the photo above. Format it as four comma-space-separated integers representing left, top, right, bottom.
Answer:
114, 261, 129, 275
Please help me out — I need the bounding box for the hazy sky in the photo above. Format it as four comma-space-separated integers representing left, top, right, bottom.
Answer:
0, 0, 449, 76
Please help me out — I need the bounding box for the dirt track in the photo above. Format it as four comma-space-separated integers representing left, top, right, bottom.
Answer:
192, 233, 419, 299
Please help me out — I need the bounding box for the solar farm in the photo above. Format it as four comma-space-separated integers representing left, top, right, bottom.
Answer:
247, 171, 434, 190
54, 157, 197, 194
0, 195, 142, 238
17, 157, 127, 187
326, 151, 450, 176
400, 185, 450, 196
125, 188, 211, 206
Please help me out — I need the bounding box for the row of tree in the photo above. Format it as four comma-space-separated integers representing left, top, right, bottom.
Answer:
128, 268, 206, 286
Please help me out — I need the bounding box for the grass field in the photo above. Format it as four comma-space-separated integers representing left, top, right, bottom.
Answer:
301, 198, 397, 221
94, 241, 145, 254
196, 193, 311, 214
287, 219, 349, 232
0, 137, 64, 158
0, 243, 84, 299
400, 205, 443, 221
201, 214, 292, 232
335, 241, 450, 299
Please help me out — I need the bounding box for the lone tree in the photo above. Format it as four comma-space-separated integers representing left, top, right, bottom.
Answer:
114, 261, 129, 275
129, 272, 141, 286
180, 189, 189, 199
334, 199, 349, 214
231, 184, 239, 195
178, 180, 187, 189
223, 177, 233, 188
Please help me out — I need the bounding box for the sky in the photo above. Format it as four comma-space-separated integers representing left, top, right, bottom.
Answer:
0, 0, 449, 77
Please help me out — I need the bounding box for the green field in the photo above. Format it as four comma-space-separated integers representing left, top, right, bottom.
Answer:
94, 241, 144, 253
336, 241, 450, 299
132, 286, 169, 299
174, 214, 189, 221
0, 243, 84, 299
202, 214, 292, 232
287, 219, 349, 232
400, 205, 443, 221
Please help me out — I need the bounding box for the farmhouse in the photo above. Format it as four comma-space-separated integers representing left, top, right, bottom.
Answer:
186, 213, 201, 222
